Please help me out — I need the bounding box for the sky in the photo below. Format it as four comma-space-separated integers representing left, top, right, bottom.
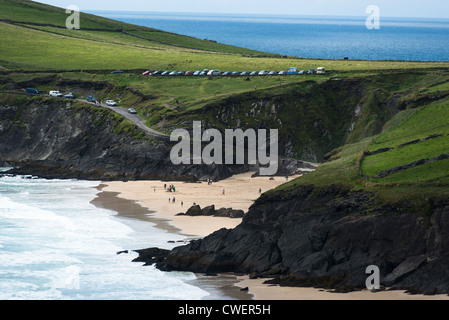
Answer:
35, 0, 449, 18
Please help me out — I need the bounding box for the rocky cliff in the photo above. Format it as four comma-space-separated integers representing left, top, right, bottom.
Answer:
0, 96, 248, 180
152, 184, 449, 294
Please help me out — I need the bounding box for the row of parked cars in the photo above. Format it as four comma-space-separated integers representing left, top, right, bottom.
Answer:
141, 67, 325, 77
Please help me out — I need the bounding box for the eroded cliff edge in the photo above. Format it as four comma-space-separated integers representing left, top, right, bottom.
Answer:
152, 184, 449, 294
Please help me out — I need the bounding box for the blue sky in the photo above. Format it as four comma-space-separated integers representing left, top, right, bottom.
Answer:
35, 0, 449, 18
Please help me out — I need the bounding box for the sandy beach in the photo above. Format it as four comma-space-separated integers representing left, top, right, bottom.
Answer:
94, 172, 449, 300
97, 172, 296, 238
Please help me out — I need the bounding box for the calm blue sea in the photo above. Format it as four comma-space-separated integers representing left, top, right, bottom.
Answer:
0, 170, 216, 300
89, 11, 449, 62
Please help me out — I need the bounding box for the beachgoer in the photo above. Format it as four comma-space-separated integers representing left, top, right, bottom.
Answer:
259, 188, 262, 194
169, 198, 171, 203
222, 189, 225, 195
173, 197, 175, 203
181, 201, 183, 207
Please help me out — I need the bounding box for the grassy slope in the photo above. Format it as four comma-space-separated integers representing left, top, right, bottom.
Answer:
274, 96, 449, 206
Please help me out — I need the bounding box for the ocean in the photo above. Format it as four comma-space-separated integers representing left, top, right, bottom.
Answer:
89, 11, 449, 62
0, 169, 215, 300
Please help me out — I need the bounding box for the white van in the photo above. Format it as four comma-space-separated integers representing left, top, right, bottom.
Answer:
49, 90, 63, 97
207, 69, 221, 76
317, 67, 326, 74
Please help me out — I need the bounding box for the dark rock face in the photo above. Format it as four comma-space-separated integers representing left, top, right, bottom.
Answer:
150, 185, 449, 294
0, 100, 248, 181
176, 204, 244, 218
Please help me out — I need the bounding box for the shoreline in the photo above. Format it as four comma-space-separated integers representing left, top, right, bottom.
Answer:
91, 172, 449, 300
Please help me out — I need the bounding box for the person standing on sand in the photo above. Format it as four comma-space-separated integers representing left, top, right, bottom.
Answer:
222, 189, 225, 195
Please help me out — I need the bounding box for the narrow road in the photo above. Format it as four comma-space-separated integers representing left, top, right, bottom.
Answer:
0, 90, 170, 140
81, 99, 170, 140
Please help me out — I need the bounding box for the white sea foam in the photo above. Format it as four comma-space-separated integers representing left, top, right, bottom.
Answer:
0, 175, 208, 300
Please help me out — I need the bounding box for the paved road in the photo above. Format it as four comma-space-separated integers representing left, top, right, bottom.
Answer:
80, 99, 169, 140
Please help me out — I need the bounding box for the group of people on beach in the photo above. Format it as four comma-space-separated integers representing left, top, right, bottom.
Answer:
164, 183, 176, 192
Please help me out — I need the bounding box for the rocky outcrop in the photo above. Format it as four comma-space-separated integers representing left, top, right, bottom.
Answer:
145, 184, 449, 294
176, 204, 245, 218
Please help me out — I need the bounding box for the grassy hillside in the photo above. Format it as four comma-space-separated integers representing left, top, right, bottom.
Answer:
273, 95, 449, 206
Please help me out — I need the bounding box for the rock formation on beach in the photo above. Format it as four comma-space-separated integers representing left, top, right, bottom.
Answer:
145, 184, 449, 295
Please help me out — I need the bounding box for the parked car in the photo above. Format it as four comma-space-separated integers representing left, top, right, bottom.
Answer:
240, 71, 250, 76
152, 70, 163, 76
278, 71, 287, 75
106, 100, 117, 106
128, 108, 137, 114
185, 71, 193, 76
177, 71, 185, 76
26, 88, 40, 94
258, 70, 269, 75
49, 90, 63, 97
199, 71, 207, 76
308, 68, 316, 74
317, 67, 326, 74
222, 71, 232, 76
268, 71, 277, 75
193, 71, 202, 76
169, 71, 178, 76
142, 70, 151, 75
287, 67, 299, 75
250, 71, 259, 76
64, 92, 76, 99
161, 71, 171, 76
299, 70, 307, 74
111, 70, 123, 74
207, 69, 221, 76
86, 95, 97, 103
231, 71, 240, 76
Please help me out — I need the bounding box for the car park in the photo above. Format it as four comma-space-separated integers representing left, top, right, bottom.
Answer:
106, 100, 117, 106
258, 70, 269, 75
64, 92, 76, 99
128, 108, 137, 114
26, 88, 40, 94
49, 90, 63, 97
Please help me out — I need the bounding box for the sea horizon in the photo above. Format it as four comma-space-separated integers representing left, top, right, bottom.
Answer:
87, 10, 449, 62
